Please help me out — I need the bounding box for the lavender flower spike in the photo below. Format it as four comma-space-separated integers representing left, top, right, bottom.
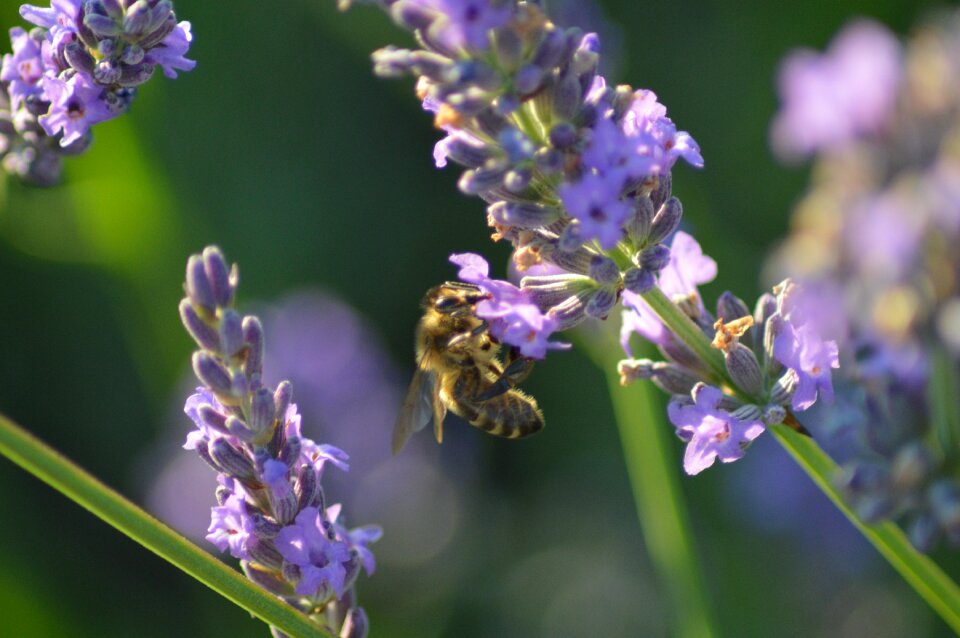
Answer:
180, 246, 379, 636
0, 0, 195, 184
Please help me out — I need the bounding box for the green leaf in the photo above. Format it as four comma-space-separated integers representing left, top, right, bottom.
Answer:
0, 412, 334, 638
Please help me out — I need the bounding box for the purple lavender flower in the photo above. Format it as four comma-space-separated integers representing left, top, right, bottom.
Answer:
668, 385, 765, 475
450, 252, 568, 359
620, 290, 670, 354
621, 90, 704, 174
144, 22, 196, 79
558, 171, 632, 249
771, 19, 902, 159
396, 0, 512, 52
657, 231, 717, 299
0, 27, 46, 110
275, 506, 353, 597
38, 72, 113, 146
774, 317, 840, 412
19, 0, 80, 32
207, 488, 256, 560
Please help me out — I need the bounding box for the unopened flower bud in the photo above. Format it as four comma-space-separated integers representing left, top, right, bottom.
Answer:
626, 196, 654, 245
459, 164, 506, 194
731, 404, 762, 422
648, 197, 683, 245
296, 464, 318, 511
553, 70, 581, 120
639, 244, 670, 272
623, 267, 655, 294
248, 540, 284, 571
242, 316, 265, 379
558, 221, 584, 251
340, 607, 369, 638
179, 299, 220, 351
585, 286, 618, 318
504, 167, 532, 193
549, 122, 577, 149
769, 369, 798, 405
761, 404, 786, 426
546, 293, 589, 330
203, 246, 236, 308
209, 438, 256, 480
650, 174, 672, 210
249, 387, 276, 433
489, 201, 561, 228
725, 343, 763, 397
225, 415, 254, 442
274, 381, 293, 422
253, 514, 283, 540
186, 255, 216, 313
242, 563, 289, 597
219, 309, 244, 358
521, 274, 593, 311
192, 352, 233, 399
588, 255, 620, 285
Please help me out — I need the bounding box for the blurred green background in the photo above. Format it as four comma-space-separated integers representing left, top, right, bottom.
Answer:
1, 0, 958, 636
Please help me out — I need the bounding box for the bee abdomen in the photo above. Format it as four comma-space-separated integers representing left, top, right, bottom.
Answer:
469, 392, 544, 439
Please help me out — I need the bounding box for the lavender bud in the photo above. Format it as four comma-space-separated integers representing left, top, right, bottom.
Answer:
341, 550, 363, 593
122, 0, 152, 35
274, 381, 293, 421
197, 404, 228, 433
179, 299, 220, 351
546, 293, 589, 331
121, 43, 144, 65
539, 241, 595, 275
390, 1, 435, 31
118, 62, 154, 87
410, 50, 455, 81
138, 13, 175, 49
717, 292, 752, 324
296, 464, 318, 511
84, 12, 121, 37
639, 244, 670, 272
209, 438, 256, 480
623, 267, 655, 294
649, 362, 700, 395
63, 42, 96, 75
100, 0, 122, 16
459, 164, 507, 194
725, 343, 763, 397
242, 316, 265, 379
185, 254, 216, 312
731, 404, 762, 422
281, 561, 301, 586
588, 255, 620, 286
248, 540, 285, 571
219, 309, 244, 358
891, 443, 934, 490
203, 246, 236, 308
513, 63, 543, 95
650, 174, 672, 210
192, 352, 234, 399
242, 563, 290, 597
489, 201, 561, 229
929, 481, 960, 534
763, 313, 785, 376
444, 137, 493, 168
521, 274, 593, 311
552, 70, 582, 120
611, 84, 634, 121
648, 197, 683, 244
279, 436, 303, 469
271, 489, 299, 526
340, 607, 369, 638
504, 167, 532, 193
549, 122, 577, 149
492, 92, 519, 115
531, 28, 566, 70
225, 415, 255, 442
194, 438, 220, 473
475, 107, 507, 138
253, 514, 283, 540
769, 369, 798, 405
95, 59, 123, 84
310, 484, 327, 511
908, 514, 941, 553
585, 286, 618, 318
626, 197, 654, 245
761, 404, 786, 426
249, 387, 276, 434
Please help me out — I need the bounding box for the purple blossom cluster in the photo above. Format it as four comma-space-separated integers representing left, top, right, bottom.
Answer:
0, 0, 194, 185
768, 12, 960, 550
179, 247, 379, 637
342, 0, 843, 475
619, 234, 838, 475
361, 0, 701, 359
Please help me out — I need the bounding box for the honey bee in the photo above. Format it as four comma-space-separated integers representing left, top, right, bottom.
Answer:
392, 282, 545, 454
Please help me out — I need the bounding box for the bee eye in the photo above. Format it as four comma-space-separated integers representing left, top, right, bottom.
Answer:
435, 296, 461, 312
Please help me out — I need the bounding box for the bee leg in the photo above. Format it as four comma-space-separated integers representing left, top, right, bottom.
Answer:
502, 346, 534, 385
445, 322, 488, 348
476, 355, 534, 401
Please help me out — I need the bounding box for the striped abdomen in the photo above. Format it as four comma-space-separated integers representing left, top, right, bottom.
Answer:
441, 367, 544, 439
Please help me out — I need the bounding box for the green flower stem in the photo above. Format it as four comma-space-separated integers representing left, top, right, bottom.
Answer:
929, 347, 960, 461
639, 287, 727, 383
772, 423, 960, 634
0, 412, 332, 638
640, 289, 960, 631
584, 335, 718, 638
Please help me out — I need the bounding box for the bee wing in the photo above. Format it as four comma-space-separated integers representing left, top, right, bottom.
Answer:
392, 368, 437, 455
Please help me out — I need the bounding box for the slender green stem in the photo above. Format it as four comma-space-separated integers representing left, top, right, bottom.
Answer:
640, 289, 960, 631
0, 412, 332, 638
772, 424, 960, 633
929, 348, 960, 461
584, 335, 718, 638
640, 287, 727, 383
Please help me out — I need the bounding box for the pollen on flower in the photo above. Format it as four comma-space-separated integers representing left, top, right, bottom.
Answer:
711, 316, 754, 352
435, 103, 464, 129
